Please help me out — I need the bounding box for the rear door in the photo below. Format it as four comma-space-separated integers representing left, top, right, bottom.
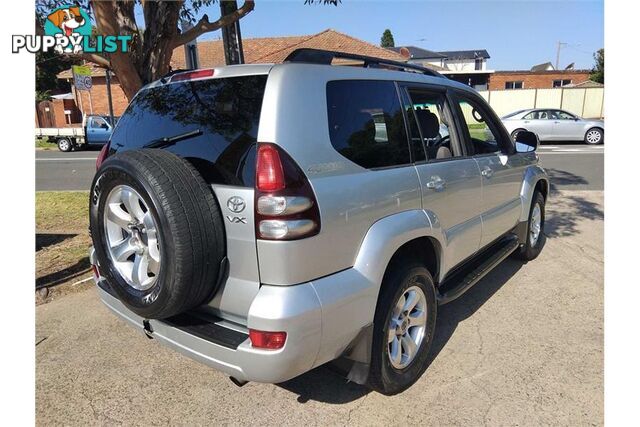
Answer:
521, 110, 554, 140
399, 84, 483, 274
451, 90, 524, 248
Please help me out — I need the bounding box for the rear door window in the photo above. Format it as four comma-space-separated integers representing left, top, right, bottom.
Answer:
111, 75, 268, 187
326, 80, 410, 169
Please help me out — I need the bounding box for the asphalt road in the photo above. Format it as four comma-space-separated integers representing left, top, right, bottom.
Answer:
36, 143, 604, 192
36, 149, 100, 192
36, 190, 603, 425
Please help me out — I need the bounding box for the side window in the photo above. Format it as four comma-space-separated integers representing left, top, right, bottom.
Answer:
456, 94, 507, 155
523, 111, 538, 120
92, 117, 108, 129
556, 110, 574, 120
403, 88, 456, 161
326, 80, 410, 169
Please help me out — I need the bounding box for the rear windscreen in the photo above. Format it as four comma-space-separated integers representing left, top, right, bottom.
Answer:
110, 75, 268, 187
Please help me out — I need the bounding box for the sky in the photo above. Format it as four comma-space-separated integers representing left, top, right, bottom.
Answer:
184, 0, 604, 71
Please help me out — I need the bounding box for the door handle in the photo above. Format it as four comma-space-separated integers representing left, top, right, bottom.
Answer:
425, 176, 446, 191
481, 167, 494, 178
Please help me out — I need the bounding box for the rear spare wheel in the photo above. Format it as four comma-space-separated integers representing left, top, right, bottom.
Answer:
90, 149, 226, 319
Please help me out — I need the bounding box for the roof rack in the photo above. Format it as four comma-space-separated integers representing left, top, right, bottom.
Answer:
284, 48, 444, 78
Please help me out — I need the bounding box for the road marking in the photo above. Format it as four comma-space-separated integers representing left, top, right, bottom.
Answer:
36, 158, 97, 161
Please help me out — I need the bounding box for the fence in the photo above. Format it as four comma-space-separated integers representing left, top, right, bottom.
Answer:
476, 87, 604, 119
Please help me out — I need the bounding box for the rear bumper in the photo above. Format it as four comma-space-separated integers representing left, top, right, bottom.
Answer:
92, 247, 376, 383
97, 281, 322, 383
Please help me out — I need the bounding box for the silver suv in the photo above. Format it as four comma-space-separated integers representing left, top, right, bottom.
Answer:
89, 49, 549, 395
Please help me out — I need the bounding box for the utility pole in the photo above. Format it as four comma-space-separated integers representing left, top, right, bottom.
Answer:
555, 41, 568, 70
220, 0, 245, 65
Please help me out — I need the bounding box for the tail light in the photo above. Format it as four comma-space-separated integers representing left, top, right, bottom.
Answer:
96, 142, 110, 169
255, 143, 321, 240
249, 329, 287, 350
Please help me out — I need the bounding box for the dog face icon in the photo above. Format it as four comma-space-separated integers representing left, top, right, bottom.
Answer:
47, 6, 86, 37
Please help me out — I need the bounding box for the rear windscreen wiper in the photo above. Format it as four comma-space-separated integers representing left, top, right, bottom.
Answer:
144, 129, 203, 149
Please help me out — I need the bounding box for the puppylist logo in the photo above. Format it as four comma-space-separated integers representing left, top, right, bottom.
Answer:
12, 4, 131, 54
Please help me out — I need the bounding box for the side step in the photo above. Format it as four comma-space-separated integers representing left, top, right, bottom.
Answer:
437, 236, 520, 305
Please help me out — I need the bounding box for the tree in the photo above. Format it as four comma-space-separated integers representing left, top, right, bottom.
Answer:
35, 0, 339, 101
380, 29, 395, 48
36, 49, 80, 101
590, 48, 604, 84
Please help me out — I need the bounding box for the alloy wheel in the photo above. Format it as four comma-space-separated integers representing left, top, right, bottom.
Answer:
529, 203, 542, 246
388, 285, 427, 369
103, 185, 161, 290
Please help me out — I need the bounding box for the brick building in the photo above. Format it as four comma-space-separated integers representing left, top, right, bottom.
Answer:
488, 69, 593, 90
55, 29, 406, 121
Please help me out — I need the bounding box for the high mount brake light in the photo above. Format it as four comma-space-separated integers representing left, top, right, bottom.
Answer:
170, 69, 215, 82
254, 143, 321, 241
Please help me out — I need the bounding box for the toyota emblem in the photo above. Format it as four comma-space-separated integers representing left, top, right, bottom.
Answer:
227, 196, 246, 213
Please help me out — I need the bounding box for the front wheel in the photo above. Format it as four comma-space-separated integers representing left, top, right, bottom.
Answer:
515, 191, 546, 261
584, 128, 603, 145
368, 261, 437, 395
57, 138, 72, 152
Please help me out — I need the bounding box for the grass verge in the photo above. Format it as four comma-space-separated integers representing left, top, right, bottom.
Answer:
36, 191, 92, 304
36, 137, 55, 150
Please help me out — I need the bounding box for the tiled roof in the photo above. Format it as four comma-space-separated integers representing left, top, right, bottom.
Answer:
172, 29, 405, 68
59, 29, 408, 80
438, 49, 491, 60
388, 46, 446, 59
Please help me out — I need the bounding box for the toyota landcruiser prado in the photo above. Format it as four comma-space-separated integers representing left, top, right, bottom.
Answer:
89, 49, 549, 395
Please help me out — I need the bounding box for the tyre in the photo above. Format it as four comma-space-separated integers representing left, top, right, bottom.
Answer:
510, 128, 526, 141
90, 149, 226, 319
584, 128, 603, 145
57, 138, 72, 152
515, 191, 545, 261
368, 261, 437, 395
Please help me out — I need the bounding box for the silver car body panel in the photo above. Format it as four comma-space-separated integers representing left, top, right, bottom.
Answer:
94, 62, 549, 383
502, 108, 604, 141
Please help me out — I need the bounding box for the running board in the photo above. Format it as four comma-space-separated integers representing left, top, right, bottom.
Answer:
437, 236, 520, 305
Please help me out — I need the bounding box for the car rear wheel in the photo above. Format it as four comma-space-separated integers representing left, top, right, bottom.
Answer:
368, 260, 437, 395
584, 128, 603, 145
57, 138, 72, 152
90, 149, 226, 319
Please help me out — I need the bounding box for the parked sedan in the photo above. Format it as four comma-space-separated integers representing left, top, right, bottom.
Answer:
501, 108, 604, 144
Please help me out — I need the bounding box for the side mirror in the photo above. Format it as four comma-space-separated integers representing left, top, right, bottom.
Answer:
515, 130, 538, 153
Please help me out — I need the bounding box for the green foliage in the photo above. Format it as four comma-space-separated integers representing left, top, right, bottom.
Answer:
590, 48, 604, 84
35, 49, 79, 101
380, 29, 395, 48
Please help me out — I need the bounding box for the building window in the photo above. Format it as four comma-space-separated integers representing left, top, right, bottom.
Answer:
475, 58, 483, 70
505, 81, 524, 90
552, 79, 572, 88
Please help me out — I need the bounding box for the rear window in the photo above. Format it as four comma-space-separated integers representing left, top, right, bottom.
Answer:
111, 75, 268, 187
326, 80, 410, 169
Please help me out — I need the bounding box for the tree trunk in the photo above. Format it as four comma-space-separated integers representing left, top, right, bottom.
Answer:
87, 0, 255, 101
92, 0, 142, 100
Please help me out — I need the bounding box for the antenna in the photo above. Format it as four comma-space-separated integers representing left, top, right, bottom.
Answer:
555, 41, 568, 70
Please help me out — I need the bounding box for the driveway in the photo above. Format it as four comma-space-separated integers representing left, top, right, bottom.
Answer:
36, 190, 603, 425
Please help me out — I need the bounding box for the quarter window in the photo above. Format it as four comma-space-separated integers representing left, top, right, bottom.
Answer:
326, 80, 410, 169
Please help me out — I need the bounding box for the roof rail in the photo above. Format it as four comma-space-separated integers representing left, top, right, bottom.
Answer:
284, 48, 444, 78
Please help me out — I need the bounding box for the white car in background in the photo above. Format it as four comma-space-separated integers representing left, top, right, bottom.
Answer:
501, 108, 604, 145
